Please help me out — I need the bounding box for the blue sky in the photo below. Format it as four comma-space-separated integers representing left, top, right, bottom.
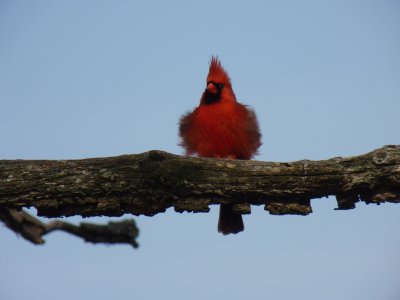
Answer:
1, 1, 399, 299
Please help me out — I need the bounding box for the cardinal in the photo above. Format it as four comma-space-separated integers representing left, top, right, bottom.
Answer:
179, 57, 262, 235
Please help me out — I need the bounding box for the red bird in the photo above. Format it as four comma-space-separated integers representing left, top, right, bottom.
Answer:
179, 57, 262, 235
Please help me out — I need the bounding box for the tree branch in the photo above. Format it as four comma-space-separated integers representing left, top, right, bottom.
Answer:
0, 145, 399, 219
0, 208, 139, 248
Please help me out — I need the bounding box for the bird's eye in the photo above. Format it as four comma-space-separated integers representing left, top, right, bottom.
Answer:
217, 83, 224, 89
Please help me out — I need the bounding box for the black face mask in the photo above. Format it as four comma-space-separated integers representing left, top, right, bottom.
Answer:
201, 81, 224, 105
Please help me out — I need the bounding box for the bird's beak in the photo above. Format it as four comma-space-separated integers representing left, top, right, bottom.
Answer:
206, 82, 218, 94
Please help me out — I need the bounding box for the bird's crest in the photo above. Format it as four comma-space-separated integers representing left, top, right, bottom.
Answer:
207, 56, 231, 86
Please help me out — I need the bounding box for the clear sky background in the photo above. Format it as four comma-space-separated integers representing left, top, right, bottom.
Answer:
1, 1, 399, 299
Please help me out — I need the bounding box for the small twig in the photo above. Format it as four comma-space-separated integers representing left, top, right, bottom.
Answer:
0, 208, 139, 248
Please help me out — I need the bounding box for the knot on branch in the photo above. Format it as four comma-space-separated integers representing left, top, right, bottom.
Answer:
372, 145, 400, 165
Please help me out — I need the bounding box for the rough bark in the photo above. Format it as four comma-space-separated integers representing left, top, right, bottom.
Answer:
0, 145, 399, 219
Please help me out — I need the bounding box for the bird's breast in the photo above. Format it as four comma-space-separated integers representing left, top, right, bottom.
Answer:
189, 103, 254, 159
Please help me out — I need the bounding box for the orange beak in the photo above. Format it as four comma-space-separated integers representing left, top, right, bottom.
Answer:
206, 82, 218, 94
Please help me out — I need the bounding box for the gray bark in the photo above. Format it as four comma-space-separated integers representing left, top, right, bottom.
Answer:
1, 145, 399, 218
